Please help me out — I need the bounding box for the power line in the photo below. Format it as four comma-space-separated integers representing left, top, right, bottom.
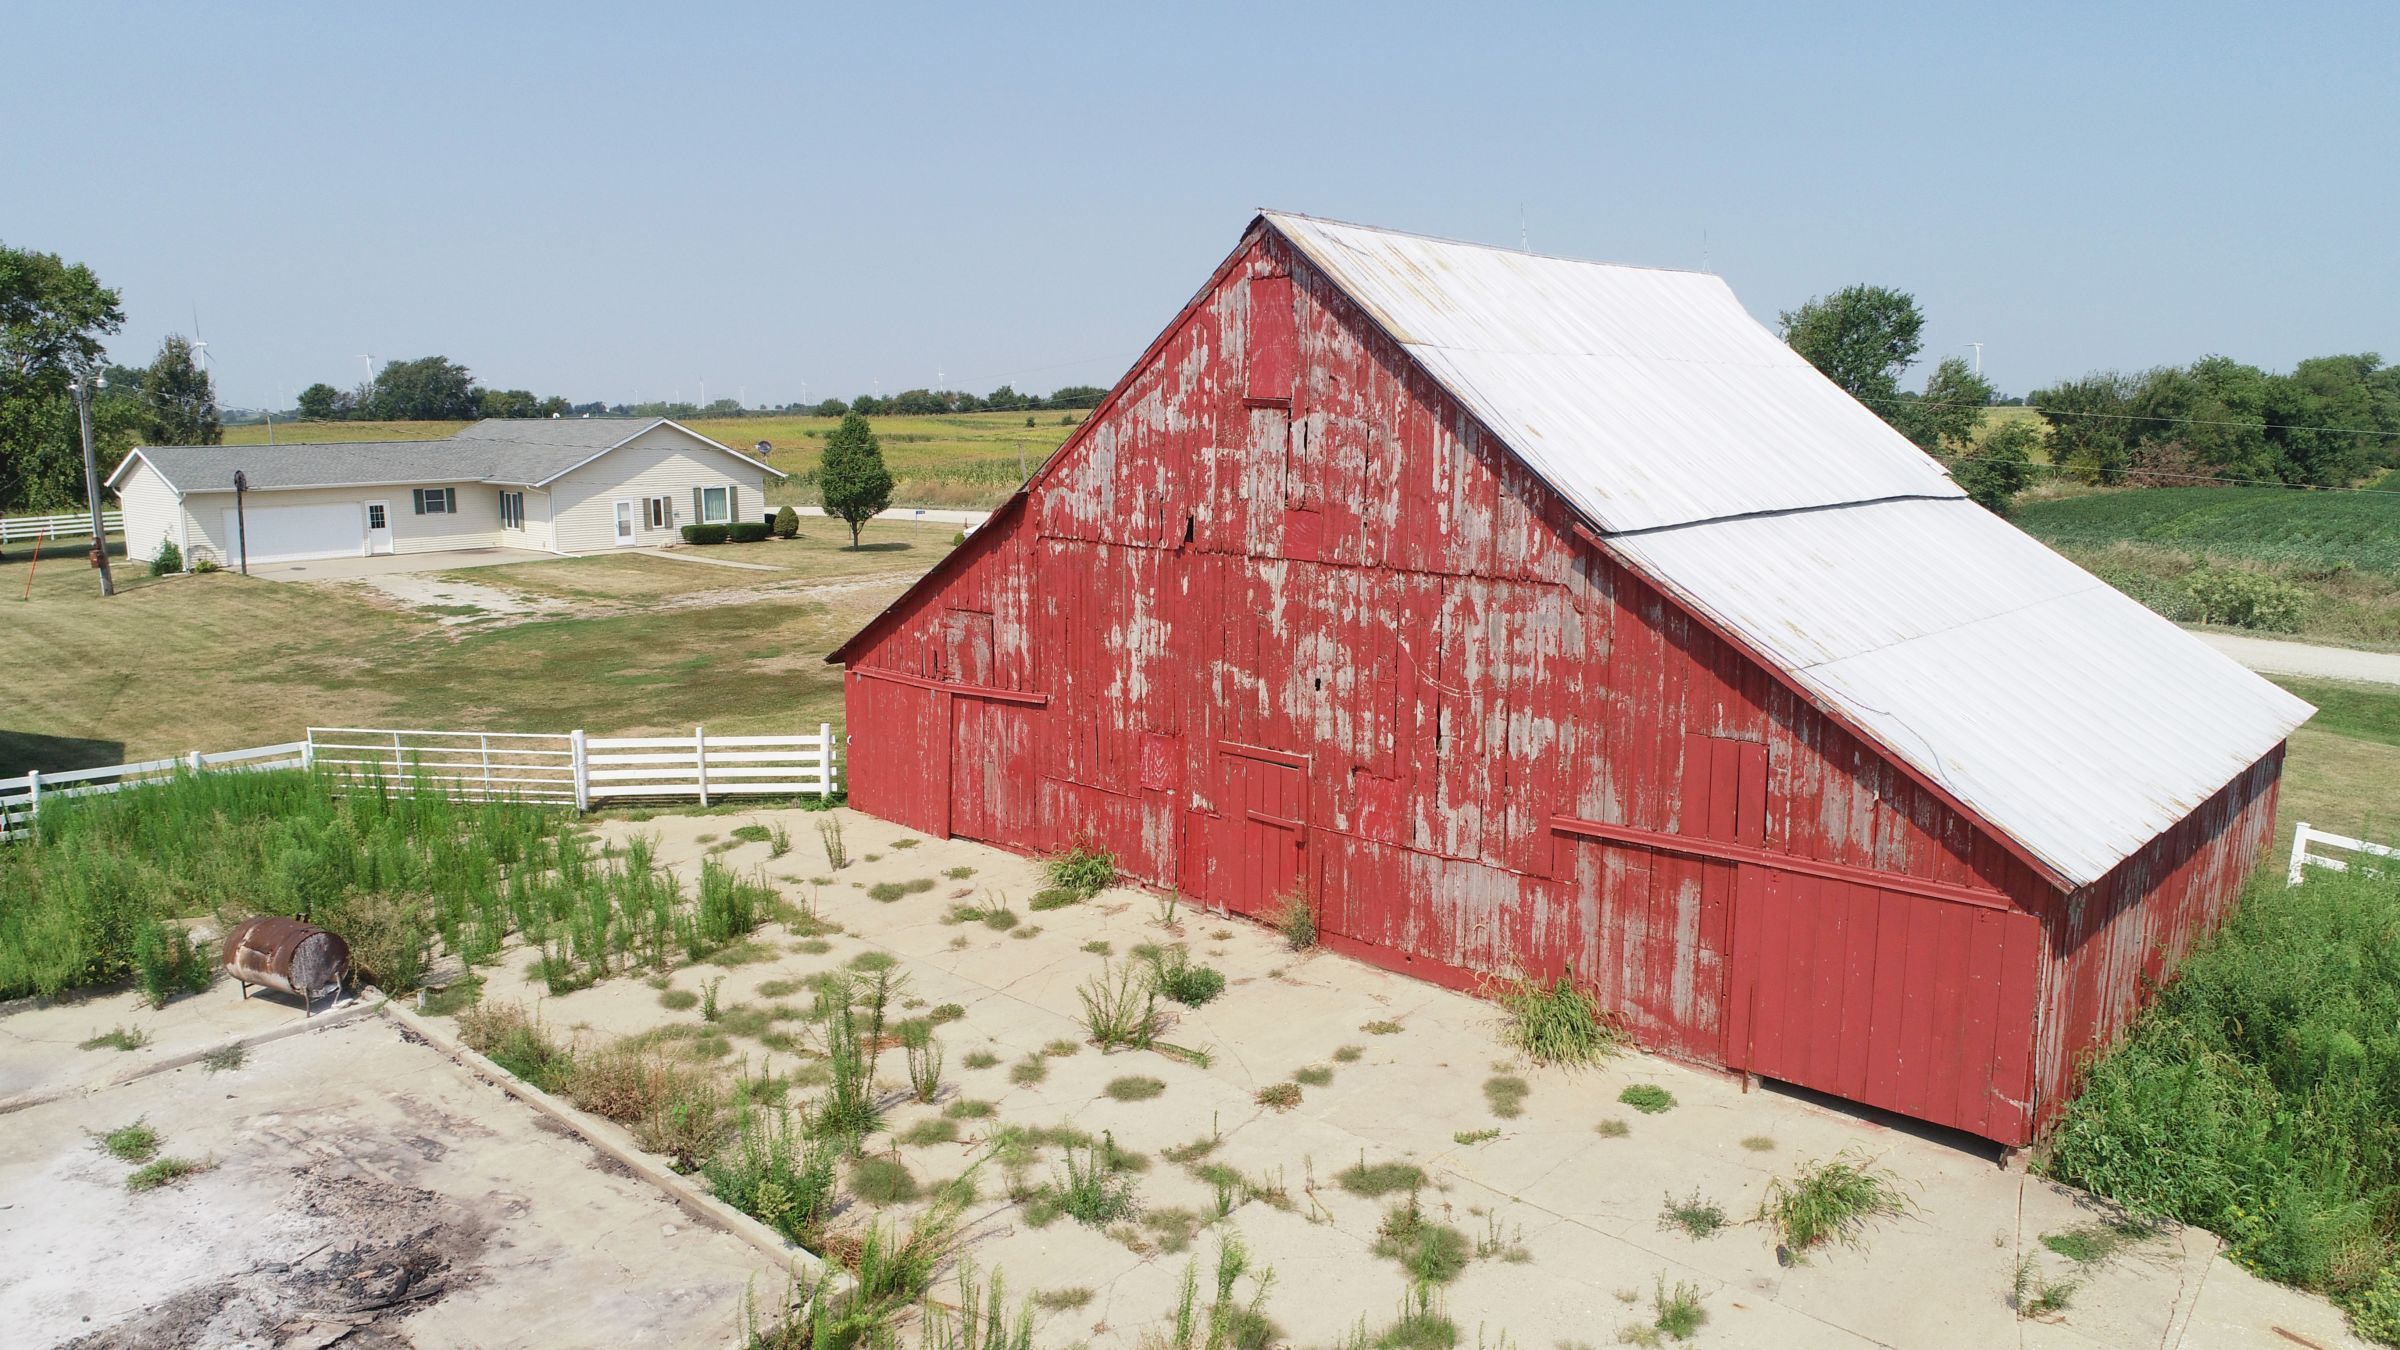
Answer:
2010, 460, 2400, 494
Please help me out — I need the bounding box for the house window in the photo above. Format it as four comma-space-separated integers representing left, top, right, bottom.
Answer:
499, 491, 524, 529
411, 487, 456, 515
700, 486, 730, 524
366, 503, 387, 530
646, 495, 672, 530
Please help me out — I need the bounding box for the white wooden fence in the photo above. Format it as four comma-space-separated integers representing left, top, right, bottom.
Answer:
2288, 822, 2395, 884
0, 740, 309, 840
0, 509, 122, 544
304, 724, 838, 811
1, 723, 839, 841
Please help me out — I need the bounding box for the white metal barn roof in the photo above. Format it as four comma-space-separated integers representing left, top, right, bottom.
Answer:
1266, 212, 2313, 887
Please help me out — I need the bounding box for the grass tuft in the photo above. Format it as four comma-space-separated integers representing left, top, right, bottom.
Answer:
125, 1156, 212, 1192
1757, 1153, 1909, 1255
1337, 1158, 1428, 1197
1658, 1189, 1728, 1240
1494, 967, 1621, 1067
1105, 1075, 1167, 1102
97, 1121, 162, 1163
1483, 1074, 1530, 1118
1617, 1083, 1675, 1115
80, 1025, 150, 1053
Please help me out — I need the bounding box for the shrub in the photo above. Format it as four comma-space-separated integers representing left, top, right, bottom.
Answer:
1047, 1132, 1142, 1227
191, 555, 220, 573
681, 523, 731, 545
458, 1001, 578, 1094
773, 505, 799, 538
1659, 1189, 1728, 1239
149, 540, 182, 576
2043, 867, 2400, 1324
1495, 967, 1620, 1067
2186, 564, 2307, 632
1757, 1153, 1909, 1255
1372, 1192, 1471, 1284
1651, 1275, 1708, 1341
728, 521, 773, 543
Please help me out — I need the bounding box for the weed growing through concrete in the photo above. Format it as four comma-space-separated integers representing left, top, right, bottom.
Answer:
1363, 1019, 1404, 1035
1147, 1233, 1278, 1350
1659, 1189, 1729, 1239
731, 823, 772, 846
2041, 1213, 2159, 1264
867, 878, 937, 902
1267, 887, 1318, 950
793, 938, 833, 955
1757, 1153, 1909, 1256
1256, 1082, 1303, 1111
1106, 1075, 1168, 1102
1476, 1212, 1532, 1263
813, 971, 893, 1145
944, 866, 975, 881
96, 1120, 161, 1163
1374, 1192, 1472, 1284
944, 1099, 997, 1120
1483, 1074, 1530, 1118
1740, 1135, 1777, 1152
1053, 1131, 1142, 1226
1148, 944, 1227, 1007
1338, 1158, 1428, 1197
848, 951, 898, 973
125, 1156, 212, 1192
962, 1049, 1000, 1070
1294, 1064, 1335, 1088
1453, 1128, 1500, 1146
892, 838, 919, 850
1595, 1119, 1631, 1138
907, 1034, 945, 1103
1045, 842, 1118, 900
1650, 1275, 1707, 1341
1494, 968, 1621, 1067
850, 1153, 920, 1205
754, 978, 803, 998
458, 1000, 577, 1094
701, 976, 725, 1022
200, 1044, 246, 1073
1042, 1038, 1083, 1058
1034, 1286, 1094, 1311
1617, 1084, 1676, 1114
704, 1105, 839, 1242
1009, 1055, 1050, 1087
1077, 961, 1158, 1051
815, 816, 848, 869
1333, 1044, 1364, 1063
1153, 889, 1183, 927
898, 1118, 960, 1146
2011, 1255, 2079, 1319
767, 822, 792, 858
79, 1025, 150, 1052
1081, 939, 1113, 956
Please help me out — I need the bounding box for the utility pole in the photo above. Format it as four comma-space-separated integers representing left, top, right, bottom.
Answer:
72, 372, 116, 597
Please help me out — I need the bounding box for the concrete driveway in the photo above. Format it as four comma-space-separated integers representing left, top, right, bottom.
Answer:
2197, 630, 2400, 688
246, 547, 553, 582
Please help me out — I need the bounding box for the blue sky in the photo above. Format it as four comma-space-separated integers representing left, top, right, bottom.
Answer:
7, 2, 2393, 410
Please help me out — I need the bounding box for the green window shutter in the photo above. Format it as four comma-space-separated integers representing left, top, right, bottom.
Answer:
412, 488, 426, 515
692, 486, 703, 525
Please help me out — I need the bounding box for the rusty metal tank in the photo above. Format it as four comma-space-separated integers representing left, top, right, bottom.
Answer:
219, 916, 350, 1015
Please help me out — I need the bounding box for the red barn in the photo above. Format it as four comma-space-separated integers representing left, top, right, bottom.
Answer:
828, 213, 2312, 1146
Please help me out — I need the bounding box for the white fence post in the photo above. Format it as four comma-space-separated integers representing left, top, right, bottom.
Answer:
187, 749, 204, 775
479, 732, 493, 798
301, 736, 315, 771
694, 725, 709, 808
2288, 822, 2312, 886
820, 721, 834, 799
570, 729, 590, 813
391, 729, 406, 782
25, 768, 40, 840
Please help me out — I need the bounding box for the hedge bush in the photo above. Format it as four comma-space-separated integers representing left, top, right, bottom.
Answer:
150, 540, 182, 576
727, 521, 772, 543
681, 523, 731, 545
773, 505, 799, 539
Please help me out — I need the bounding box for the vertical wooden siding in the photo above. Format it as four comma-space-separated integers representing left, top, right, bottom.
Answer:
837, 224, 2270, 1144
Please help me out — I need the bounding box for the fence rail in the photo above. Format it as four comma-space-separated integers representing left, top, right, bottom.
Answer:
0, 740, 309, 840
2288, 822, 2395, 884
0, 510, 122, 544
1, 722, 839, 841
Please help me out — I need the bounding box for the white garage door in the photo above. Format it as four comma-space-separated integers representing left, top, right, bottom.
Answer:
220, 502, 363, 564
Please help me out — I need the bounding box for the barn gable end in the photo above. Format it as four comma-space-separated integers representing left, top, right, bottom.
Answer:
832, 216, 2301, 1145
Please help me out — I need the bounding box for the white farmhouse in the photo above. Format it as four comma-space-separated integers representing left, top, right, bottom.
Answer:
107, 418, 783, 567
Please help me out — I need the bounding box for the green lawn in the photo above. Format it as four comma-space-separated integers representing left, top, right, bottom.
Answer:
0, 523, 958, 776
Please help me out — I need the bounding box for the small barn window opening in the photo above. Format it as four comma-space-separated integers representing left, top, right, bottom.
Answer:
411, 487, 455, 515
498, 490, 525, 529
646, 495, 672, 530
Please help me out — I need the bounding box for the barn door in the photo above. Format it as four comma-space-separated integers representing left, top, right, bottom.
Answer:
1213, 746, 1308, 917
949, 695, 1035, 847
1728, 874, 2043, 1143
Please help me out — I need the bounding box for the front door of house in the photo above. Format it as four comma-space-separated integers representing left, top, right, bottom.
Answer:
363, 501, 393, 555
614, 499, 637, 546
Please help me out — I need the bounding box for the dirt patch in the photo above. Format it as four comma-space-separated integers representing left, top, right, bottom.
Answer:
336, 574, 563, 628
62, 1164, 489, 1350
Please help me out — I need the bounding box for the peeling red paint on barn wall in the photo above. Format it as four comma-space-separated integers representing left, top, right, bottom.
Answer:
834, 222, 2282, 1147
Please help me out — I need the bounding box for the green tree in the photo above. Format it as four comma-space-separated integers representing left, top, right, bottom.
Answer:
2030, 372, 2137, 484
477, 387, 542, 419
819, 411, 893, 549
364, 355, 479, 420
1897, 356, 1995, 454
295, 382, 351, 420
1779, 285, 1925, 414
140, 334, 219, 445
812, 398, 848, 418
1952, 418, 2038, 514
0, 243, 126, 509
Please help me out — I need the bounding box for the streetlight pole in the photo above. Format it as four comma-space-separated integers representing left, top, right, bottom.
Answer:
71, 372, 116, 597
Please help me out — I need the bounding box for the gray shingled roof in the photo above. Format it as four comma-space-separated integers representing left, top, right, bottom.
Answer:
112, 419, 780, 493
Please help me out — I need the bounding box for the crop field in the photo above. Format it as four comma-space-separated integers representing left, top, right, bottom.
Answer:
2015, 486, 2400, 574
222, 411, 1077, 509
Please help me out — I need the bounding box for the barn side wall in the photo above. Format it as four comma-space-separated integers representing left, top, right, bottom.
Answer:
839, 226, 2164, 1143
2030, 747, 2284, 1133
